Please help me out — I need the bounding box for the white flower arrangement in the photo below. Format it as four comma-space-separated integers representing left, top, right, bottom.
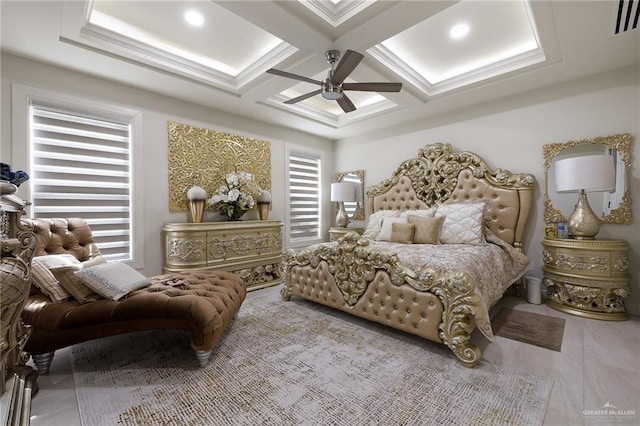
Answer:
208, 172, 260, 220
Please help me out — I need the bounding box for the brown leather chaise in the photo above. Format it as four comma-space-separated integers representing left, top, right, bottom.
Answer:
21, 218, 246, 375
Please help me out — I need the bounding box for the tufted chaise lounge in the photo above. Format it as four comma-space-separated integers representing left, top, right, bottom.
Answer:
20, 218, 246, 375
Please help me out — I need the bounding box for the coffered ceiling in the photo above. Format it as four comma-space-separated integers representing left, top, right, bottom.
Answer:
1, 1, 639, 139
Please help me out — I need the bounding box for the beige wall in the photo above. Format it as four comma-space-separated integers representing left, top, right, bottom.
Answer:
1, 53, 334, 276
3, 51, 639, 316
335, 65, 640, 316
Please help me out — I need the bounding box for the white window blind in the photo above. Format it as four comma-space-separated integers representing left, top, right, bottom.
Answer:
29, 103, 133, 262
289, 152, 321, 242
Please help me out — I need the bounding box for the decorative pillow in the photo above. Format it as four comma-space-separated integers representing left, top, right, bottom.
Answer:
436, 202, 487, 245
49, 255, 107, 304
30, 254, 81, 302
390, 223, 415, 244
82, 254, 108, 269
50, 265, 101, 304
399, 207, 436, 218
362, 210, 400, 240
377, 217, 408, 241
75, 262, 150, 301
407, 215, 445, 244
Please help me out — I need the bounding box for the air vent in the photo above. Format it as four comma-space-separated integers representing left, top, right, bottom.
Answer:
611, 0, 639, 35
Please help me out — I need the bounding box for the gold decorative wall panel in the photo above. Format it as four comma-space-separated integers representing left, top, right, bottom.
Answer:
167, 121, 272, 212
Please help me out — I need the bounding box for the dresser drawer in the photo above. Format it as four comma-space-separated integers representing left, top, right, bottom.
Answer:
542, 240, 629, 280
207, 229, 281, 266
163, 220, 283, 291
165, 232, 207, 269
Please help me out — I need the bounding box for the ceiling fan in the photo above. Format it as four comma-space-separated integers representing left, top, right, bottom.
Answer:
266, 49, 402, 113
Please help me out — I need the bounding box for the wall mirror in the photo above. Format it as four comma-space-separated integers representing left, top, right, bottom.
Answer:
335, 170, 365, 220
543, 133, 632, 224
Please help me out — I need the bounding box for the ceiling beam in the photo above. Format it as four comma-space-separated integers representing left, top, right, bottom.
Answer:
333, 1, 459, 51
214, 1, 333, 52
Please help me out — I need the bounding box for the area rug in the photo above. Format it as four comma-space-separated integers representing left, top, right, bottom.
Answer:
71, 290, 553, 426
492, 307, 566, 352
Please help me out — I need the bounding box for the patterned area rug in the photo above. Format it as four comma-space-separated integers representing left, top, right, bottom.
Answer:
492, 307, 566, 352
71, 290, 553, 426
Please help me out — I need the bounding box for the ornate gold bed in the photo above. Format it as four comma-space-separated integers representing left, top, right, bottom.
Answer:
282, 143, 535, 367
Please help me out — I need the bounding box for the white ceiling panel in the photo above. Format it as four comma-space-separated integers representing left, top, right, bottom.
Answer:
381, 0, 540, 83
91, 0, 283, 76
1, 0, 638, 139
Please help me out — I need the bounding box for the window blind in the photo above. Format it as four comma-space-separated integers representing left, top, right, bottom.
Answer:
288, 152, 321, 242
29, 104, 133, 262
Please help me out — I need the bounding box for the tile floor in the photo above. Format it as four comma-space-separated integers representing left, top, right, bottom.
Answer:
24, 287, 640, 426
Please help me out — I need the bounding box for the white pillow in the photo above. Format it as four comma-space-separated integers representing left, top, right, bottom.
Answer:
377, 217, 408, 241
50, 254, 108, 304
75, 262, 150, 301
399, 207, 436, 218
436, 202, 487, 245
362, 210, 400, 240
30, 254, 80, 302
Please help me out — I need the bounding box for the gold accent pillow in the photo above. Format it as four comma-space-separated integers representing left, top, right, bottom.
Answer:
390, 223, 415, 244
30, 254, 80, 302
50, 255, 107, 304
377, 217, 408, 241
407, 215, 445, 244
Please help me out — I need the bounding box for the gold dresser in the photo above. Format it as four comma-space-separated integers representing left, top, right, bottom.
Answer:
162, 220, 283, 291
328, 227, 363, 242
542, 238, 630, 320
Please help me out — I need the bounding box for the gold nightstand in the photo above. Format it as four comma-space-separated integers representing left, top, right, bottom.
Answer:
542, 238, 630, 320
329, 227, 363, 242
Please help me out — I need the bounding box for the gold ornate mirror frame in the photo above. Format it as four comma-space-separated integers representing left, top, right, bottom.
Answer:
543, 133, 632, 224
335, 170, 365, 220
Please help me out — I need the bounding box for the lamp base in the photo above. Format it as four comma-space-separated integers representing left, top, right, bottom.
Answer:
257, 201, 270, 220
567, 190, 600, 239
188, 199, 205, 223
335, 202, 349, 228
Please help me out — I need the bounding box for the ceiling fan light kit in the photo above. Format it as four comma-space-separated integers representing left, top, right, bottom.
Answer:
267, 49, 402, 113
322, 82, 342, 100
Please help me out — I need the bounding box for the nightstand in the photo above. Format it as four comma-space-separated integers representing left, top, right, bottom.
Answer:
542, 238, 630, 320
329, 227, 363, 242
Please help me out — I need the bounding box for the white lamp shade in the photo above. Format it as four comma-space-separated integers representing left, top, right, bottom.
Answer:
331, 182, 356, 202
187, 185, 206, 200
555, 155, 615, 193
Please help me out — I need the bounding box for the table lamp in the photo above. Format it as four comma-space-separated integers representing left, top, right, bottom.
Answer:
331, 182, 356, 228
187, 182, 206, 223
554, 154, 615, 239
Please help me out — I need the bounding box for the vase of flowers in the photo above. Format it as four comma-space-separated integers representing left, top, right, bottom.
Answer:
208, 172, 259, 221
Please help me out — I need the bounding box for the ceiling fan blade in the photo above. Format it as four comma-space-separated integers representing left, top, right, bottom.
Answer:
266, 68, 322, 86
331, 50, 364, 85
342, 82, 402, 92
284, 89, 323, 104
337, 94, 356, 113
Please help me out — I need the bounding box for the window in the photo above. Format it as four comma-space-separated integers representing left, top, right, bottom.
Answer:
288, 151, 321, 244
28, 101, 135, 262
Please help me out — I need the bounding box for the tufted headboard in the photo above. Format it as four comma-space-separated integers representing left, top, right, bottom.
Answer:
367, 143, 536, 248
21, 218, 98, 260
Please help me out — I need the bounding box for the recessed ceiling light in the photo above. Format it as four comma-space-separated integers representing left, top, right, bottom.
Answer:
184, 10, 204, 27
449, 23, 470, 40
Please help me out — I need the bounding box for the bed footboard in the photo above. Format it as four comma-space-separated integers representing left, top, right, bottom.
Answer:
282, 233, 484, 367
